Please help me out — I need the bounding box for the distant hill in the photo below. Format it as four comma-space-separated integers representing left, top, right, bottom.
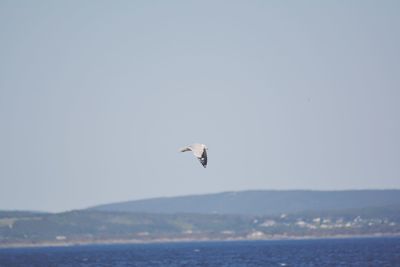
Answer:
90, 190, 400, 215
0, 210, 48, 219
1, 205, 400, 247
2, 190, 400, 247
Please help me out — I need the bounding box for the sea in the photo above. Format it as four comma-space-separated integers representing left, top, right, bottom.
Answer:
0, 237, 399, 267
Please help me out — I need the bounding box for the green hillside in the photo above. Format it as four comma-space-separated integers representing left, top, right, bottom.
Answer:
1, 205, 399, 247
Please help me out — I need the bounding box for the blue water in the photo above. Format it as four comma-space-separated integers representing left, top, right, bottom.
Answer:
0, 237, 399, 267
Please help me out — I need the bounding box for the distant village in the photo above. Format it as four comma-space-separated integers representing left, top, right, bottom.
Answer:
1, 209, 399, 247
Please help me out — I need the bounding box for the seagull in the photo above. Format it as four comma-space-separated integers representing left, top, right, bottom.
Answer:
179, 143, 208, 168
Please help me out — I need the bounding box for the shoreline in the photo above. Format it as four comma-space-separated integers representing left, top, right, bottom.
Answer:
1, 233, 399, 249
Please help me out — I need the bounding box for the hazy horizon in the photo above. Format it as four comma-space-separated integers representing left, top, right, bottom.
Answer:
1, 1, 399, 212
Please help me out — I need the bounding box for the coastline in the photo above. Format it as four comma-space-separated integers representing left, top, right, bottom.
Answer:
1, 233, 399, 249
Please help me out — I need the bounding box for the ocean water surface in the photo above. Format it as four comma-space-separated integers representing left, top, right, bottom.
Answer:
0, 237, 399, 267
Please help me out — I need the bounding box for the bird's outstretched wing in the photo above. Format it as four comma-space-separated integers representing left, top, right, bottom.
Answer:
198, 149, 207, 168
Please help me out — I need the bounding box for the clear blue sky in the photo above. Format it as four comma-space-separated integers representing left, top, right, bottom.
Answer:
1, 1, 399, 212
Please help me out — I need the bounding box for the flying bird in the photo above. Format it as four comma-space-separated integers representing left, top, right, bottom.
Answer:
179, 143, 208, 168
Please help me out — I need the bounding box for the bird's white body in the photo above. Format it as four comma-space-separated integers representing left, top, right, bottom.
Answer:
179, 143, 208, 168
